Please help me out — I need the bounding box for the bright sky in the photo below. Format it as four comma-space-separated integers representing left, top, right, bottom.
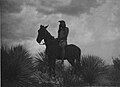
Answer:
1, 0, 120, 64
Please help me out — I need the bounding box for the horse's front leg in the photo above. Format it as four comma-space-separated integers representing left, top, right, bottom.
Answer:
48, 57, 56, 77
51, 58, 56, 77
48, 58, 52, 77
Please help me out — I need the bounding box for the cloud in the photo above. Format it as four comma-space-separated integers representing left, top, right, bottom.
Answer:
0, 0, 102, 15
55, 0, 101, 15
1, 0, 104, 43
1, 6, 39, 41
82, 41, 117, 64
112, 0, 120, 28
1, 0, 25, 13
101, 28, 120, 41
84, 0, 120, 41
65, 14, 94, 46
25, 0, 71, 15
1, 38, 45, 54
22, 39, 46, 54
1, 5, 64, 42
2, 0, 120, 43
27, 0, 101, 15
2, 14, 23, 40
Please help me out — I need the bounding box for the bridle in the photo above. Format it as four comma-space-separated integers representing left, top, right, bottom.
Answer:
37, 25, 48, 45
39, 40, 45, 45
39, 43, 45, 45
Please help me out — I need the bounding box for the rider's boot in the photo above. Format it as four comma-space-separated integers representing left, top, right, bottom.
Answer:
61, 47, 65, 65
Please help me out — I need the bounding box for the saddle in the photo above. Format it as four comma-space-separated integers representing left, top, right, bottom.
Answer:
59, 40, 67, 47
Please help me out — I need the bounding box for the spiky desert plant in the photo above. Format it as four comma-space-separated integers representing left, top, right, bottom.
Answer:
34, 52, 49, 73
111, 57, 120, 86
1, 45, 36, 87
55, 61, 82, 87
80, 55, 108, 86
113, 57, 120, 71
62, 66, 79, 87
33, 52, 55, 85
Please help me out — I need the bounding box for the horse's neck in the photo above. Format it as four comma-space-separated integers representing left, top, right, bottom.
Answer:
44, 30, 55, 46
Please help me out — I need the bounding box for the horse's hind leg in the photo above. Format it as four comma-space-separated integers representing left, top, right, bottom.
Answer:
51, 59, 56, 77
67, 58, 77, 73
68, 56, 81, 75
48, 62, 52, 77
75, 49, 81, 73
48, 58, 53, 77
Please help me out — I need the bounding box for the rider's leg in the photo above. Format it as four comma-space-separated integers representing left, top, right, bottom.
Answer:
61, 47, 65, 64
61, 40, 67, 64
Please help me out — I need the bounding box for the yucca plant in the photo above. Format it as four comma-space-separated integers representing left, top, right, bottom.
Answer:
34, 52, 48, 73
113, 57, 120, 71
111, 57, 120, 86
1, 45, 36, 87
80, 55, 108, 86
33, 51, 56, 86
62, 66, 79, 87
55, 61, 82, 87
34, 52, 77, 87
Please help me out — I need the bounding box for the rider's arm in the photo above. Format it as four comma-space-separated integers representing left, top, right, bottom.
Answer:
58, 27, 62, 39
65, 27, 69, 38
58, 27, 69, 40
62, 27, 69, 39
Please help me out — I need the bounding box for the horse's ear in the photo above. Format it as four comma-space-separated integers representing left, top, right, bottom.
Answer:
45, 25, 49, 29
40, 24, 43, 27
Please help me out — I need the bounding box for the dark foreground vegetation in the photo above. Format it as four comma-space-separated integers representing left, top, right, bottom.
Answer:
1, 45, 120, 87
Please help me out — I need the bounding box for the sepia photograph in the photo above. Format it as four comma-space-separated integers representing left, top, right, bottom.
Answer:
1, 0, 120, 87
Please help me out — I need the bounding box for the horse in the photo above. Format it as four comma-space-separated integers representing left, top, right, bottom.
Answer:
36, 25, 81, 77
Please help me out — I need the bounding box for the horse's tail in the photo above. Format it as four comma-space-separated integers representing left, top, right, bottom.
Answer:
74, 46, 81, 74
76, 47, 81, 65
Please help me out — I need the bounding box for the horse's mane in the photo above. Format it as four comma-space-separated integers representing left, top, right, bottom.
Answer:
45, 29, 56, 40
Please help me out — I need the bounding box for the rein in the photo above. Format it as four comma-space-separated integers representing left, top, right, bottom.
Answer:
39, 40, 45, 45
39, 43, 45, 45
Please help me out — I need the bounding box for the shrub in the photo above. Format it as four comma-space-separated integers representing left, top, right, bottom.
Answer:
1, 45, 36, 87
80, 55, 108, 86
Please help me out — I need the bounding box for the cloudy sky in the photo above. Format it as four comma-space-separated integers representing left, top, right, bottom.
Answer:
1, 0, 120, 64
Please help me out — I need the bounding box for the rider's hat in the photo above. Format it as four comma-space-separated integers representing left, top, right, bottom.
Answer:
58, 20, 65, 23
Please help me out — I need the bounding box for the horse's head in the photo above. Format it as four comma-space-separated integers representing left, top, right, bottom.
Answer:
36, 24, 49, 43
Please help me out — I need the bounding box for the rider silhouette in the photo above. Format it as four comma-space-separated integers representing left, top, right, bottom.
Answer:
57, 20, 69, 64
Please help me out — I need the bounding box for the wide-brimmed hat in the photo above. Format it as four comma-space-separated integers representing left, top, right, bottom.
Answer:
58, 20, 65, 23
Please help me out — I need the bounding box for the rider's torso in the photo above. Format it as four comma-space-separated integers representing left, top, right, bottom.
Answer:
58, 27, 68, 40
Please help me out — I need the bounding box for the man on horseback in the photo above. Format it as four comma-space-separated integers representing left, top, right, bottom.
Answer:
57, 20, 69, 64
36, 24, 81, 80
